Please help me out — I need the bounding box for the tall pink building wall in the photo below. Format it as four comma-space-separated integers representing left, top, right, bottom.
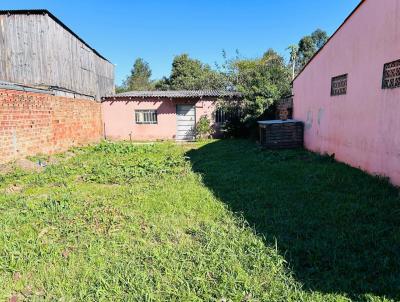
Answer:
293, 0, 400, 186
101, 97, 219, 141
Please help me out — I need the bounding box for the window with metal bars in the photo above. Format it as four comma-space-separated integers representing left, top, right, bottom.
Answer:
382, 59, 400, 89
331, 74, 348, 96
135, 110, 158, 124
215, 108, 227, 124
215, 108, 242, 124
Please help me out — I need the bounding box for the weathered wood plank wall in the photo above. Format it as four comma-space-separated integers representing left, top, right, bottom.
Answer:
0, 12, 114, 100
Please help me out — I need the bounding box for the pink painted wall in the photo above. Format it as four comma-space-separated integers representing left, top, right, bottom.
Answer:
293, 0, 400, 186
101, 97, 220, 141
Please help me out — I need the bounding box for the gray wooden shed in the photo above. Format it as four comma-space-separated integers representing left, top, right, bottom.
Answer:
0, 9, 114, 100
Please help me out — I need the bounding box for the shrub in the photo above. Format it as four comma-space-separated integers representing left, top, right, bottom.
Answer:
195, 116, 212, 140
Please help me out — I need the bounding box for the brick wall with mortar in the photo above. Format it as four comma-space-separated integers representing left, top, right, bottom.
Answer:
0, 89, 103, 164
276, 96, 293, 120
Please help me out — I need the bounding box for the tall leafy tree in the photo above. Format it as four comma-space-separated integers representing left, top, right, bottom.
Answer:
311, 29, 329, 49
119, 58, 153, 92
296, 36, 316, 72
295, 29, 328, 73
215, 49, 291, 137
153, 76, 171, 91
156, 54, 226, 90
222, 49, 291, 119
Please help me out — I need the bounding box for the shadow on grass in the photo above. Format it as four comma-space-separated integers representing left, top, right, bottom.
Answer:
187, 139, 400, 300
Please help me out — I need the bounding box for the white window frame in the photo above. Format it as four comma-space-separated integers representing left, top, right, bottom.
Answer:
135, 110, 158, 124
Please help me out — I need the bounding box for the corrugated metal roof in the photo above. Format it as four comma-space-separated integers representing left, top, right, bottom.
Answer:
104, 90, 242, 99
0, 9, 110, 63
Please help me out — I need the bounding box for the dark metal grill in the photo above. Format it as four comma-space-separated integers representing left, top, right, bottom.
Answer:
214, 108, 242, 124
331, 74, 348, 96
215, 108, 226, 124
382, 59, 400, 89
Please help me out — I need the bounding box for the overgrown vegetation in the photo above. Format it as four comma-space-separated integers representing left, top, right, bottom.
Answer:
116, 29, 328, 137
0, 140, 398, 301
217, 49, 292, 137
116, 30, 328, 117
0, 141, 301, 301
189, 140, 400, 302
195, 115, 212, 140
155, 54, 226, 91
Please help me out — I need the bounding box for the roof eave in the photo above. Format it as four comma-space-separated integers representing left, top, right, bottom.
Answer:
101, 91, 242, 101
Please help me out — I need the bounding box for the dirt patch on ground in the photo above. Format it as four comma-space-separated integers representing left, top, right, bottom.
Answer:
0, 158, 44, 175
0, 163, 14, 175
4, 184, 24, 194
46, 157, 60, 166
15, 159, 44, 173
48, 151, 76, 166
0, 151, 77, 176
0, 159, 43, 177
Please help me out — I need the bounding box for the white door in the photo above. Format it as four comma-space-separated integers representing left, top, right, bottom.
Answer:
176, 105, 196, 141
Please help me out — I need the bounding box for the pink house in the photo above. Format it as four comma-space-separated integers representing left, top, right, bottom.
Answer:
101, 90, 241, 141
293, 0, 400, 186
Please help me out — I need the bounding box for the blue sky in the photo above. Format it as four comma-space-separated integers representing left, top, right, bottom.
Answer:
2, 1, 360, 85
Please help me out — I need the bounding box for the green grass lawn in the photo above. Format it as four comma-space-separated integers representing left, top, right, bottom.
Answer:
0, 140, 399, 301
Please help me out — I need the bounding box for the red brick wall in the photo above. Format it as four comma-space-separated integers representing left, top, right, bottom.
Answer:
0, 89, 103, 164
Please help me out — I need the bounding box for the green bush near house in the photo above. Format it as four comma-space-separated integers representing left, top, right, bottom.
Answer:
195, 116, 212, 140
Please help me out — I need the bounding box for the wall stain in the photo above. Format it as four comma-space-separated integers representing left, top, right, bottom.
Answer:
318, 108, 324, 126
305, 110, 313, 130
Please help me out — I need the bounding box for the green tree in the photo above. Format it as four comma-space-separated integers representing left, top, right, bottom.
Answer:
120, 58, 153, 92
295, 29, 328, 73
158, 54, 226, 91
224, 49, 291, 119
154, 76, 171, 91
311, 28, 329, 49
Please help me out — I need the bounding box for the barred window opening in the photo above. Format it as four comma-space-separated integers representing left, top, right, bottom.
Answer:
382, 59, 400, 89
331, 74, 348, 96
135, 110, 158, 124
215, 108, 227, 124
215, 108, 242, 124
